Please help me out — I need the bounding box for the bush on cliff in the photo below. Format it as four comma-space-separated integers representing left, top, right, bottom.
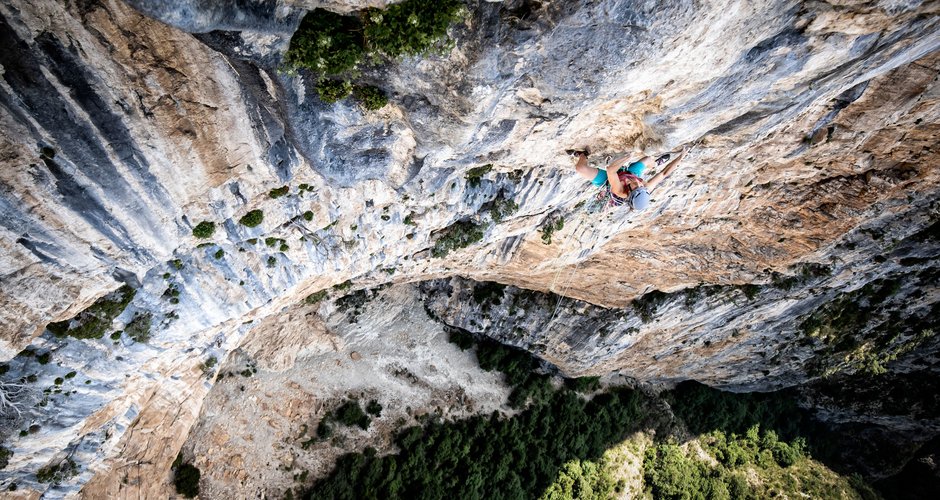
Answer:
316, 79, 353, 104
363, 0, 466, 59
285, 1, 465, 77
431, 220, 485, 258
239, 209, 264, 228
45, 285, 136, 340
352, 84, 388, 110
191, 221, 215, 238
283, 8, 365, 76
174, 463, 201, 498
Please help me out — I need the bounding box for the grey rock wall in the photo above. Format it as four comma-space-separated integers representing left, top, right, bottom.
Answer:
0, 0, 937, 496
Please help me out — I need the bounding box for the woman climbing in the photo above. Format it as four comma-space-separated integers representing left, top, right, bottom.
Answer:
571, 145, 690, 210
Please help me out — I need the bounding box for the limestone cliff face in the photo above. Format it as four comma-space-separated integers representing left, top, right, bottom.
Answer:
0, 0, 938, 496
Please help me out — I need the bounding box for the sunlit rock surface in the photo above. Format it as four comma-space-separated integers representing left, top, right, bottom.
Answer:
0, 0, 938, 496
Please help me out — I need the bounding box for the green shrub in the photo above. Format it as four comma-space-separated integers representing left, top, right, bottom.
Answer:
317, 79, 353, 103
335, 400, 371, 429
540, 217, 564, 245
366, 399, 383, 417
643, 444, 710, 499
431, 220, 485, 258
303, 211, 314, 221
37, 352, 51, 365
125, 312, 152, 343
284, 8, 365, 75
305, 290, 328, 304
353, 84, 388, 110
192, 221, 215, 238
0, 446, 12, 470
269, 186, 289, 198
465, 164, 493, 188
172, 259, 184, 270
200, 356, 217, 375
46, 285, 136, 340
239, 209, 264, 228
363, 0, 466, 58
447, 328, 475, 350
36, 458, 77, 484
317, 420, 334, 439
284, 1, 465, 79
267, 256, 277, 268
174, 463, 201, 498
490, 196, 518, 223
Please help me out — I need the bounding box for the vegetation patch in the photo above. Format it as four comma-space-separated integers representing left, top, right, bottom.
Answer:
352, 84, 388, 110
191, 221, 215, 238
431, 220, 485, 258
36, 458, 77, 484
771, 263, 833, 291
0, 446, 12, 470
540, 217, 564, 245
284, 0, 465, 77
642, 428, 873, 500
239, 209, 264, 228
174, 463, 201, 498
800, 277, 936, 376
363, 0, 466, 59
472, 281, 506, 308
631, 290, 671, 323
335, 400, 372, 429
305, 290, 328, 304
200, 356, 218, 376
565, 376, 601, 393
488, 194, 518, 223
124, 312, 152, 343
284, 8, 366, 76
465, 164, 493, 188
269, 186, 290, 198
304, 387, 643, 499
316, 79, 353, 103
46, 285, 136, 340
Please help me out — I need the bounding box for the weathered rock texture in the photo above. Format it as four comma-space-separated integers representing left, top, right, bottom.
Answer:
0, 0, 938, 497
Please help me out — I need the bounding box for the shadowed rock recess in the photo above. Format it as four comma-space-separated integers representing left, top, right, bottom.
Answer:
0, 0, 938, 497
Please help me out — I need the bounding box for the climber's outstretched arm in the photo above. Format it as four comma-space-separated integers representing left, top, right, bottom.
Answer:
645, 147, 688, 191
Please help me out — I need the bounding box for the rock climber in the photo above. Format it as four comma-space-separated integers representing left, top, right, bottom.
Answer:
571, 146, 690, 210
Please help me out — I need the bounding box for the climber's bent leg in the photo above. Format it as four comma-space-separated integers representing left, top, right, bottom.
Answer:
626, 156, 655, 177
574, 153, 605, 186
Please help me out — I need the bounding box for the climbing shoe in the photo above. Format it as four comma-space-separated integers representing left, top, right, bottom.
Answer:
655, 153, 671, 166
566, 147, 590, 159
